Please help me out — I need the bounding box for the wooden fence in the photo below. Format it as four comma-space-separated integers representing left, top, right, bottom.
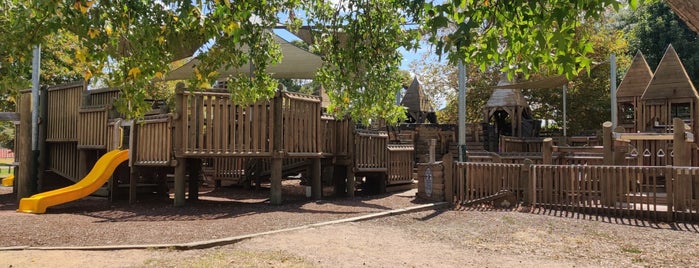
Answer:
48, 142, 80, 181
447, 160, 699, 222
387, 144, 415, 185
282, 92, 321, 157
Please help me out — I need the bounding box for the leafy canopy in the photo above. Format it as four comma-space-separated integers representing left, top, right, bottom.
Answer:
1, 0, 640, 124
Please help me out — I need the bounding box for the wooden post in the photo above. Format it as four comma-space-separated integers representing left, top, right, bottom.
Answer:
174, 159, 187, 206
346, 124, 356, 197
603, 121, 613, 165
542, 138, 553, 165
129, 120, 138, 204
173, 83, 186, 206
428, 139, 436, 163
522, 159, 533, 205
37, 86, 48, 191
312, 158, 322, 199
17, 92, 33, 199
613, 126, 627, 166
673, 118, 689, 166
443, 153, 454, 203
270, 91, 283, 205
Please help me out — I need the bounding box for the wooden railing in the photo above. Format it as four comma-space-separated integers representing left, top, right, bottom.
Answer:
47, 82, 83, 142
282, 92, 321, 157
176, 89, 274, 157
175, 89, 326, 158
77, 106, 109, 149
354, 130, 388, 172
134, 115, 172, 166
448, 161, 699, 222
387, 144, 414, 185
320, 116, 351, 157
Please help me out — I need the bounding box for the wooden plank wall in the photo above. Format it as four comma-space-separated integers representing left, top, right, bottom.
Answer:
85, 88, 120, 107
47, 83, 83, 142
320, 116, 336, 156
48, 142, 80, 181
77, 107, 108, 149
499, 136, 544, 153
387, 144, 414, 185
282, 92, 321, 157
135, 116, 172, 166
354, 130, 388, 172
179, 90, 274, 157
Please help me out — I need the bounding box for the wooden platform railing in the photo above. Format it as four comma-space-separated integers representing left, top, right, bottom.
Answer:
175, 89, 330, 158
448, 161, 699, 222
500, 136, 544, 153
47, 82, 83, 142
387, 144, 415, 185
77, 106, 109, 149
134, 115, 173, 166
282, 92, 321, 157
354, 130, 388, 172
321, 116, 351, 157
176, 89, 274, 157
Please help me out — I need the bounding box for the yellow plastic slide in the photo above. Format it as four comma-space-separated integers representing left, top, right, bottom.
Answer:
1, 174, 13, 187
17, 150, 128, 214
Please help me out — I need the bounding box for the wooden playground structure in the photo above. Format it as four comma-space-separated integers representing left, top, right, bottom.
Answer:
419, 45, 699, 222
11, 81, 415, 208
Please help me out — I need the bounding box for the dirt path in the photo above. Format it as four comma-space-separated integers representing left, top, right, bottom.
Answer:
2, 186, 698, 267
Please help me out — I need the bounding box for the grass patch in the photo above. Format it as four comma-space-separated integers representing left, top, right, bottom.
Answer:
0, 157, 13, 177
140, 250, 317, 268
621, 245, 642, 254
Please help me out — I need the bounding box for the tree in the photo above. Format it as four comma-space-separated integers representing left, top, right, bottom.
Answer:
526, 16, 631, 135
622, 1, 699, 85
1, 0, 640, 124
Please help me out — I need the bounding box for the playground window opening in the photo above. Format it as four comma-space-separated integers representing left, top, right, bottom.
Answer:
619, 103, 634, 124
671, 103, 691, 120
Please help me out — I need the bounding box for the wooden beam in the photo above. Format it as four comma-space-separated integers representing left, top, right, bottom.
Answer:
0, 112, 19, 121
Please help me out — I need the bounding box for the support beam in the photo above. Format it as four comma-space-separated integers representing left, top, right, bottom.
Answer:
174, 159, 187, 206
270, 90, 284, 205
312, 158, 322, 199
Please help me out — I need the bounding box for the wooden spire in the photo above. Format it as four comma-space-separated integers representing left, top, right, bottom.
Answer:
400, 77, 434, 113
641, 44, 699, 100
617, 51, 653, 98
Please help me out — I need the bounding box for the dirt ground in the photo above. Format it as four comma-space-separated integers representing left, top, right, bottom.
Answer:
1, 183, 699, 267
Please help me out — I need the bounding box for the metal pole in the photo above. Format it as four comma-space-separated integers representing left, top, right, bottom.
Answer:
31, 45, 40, 151
458, 61, 466, 161
563, 84, 567, 138
610, 53, 618, 129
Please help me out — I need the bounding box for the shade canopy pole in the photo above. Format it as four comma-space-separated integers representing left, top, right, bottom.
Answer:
458, 61, 466, 161
563, 84, 567, 138
610, 53, 618, 129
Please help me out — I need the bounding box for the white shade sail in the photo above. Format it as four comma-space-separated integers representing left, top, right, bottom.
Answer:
164, 33, 323, 80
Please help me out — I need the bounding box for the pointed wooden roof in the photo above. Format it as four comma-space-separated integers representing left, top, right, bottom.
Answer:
642, 44, 699, 100
617, 51, 653, 98
486, 75, 528, 108
400, 77, 434, 113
